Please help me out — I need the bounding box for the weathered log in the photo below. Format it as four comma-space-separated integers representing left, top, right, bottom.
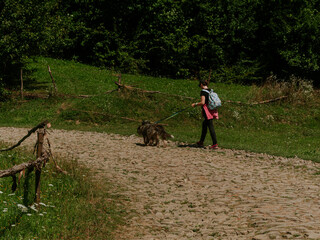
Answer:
0, 152, 49, 178
0, 120, 49, 152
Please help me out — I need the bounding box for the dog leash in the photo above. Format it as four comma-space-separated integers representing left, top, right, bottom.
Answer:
154, 107, 191, 124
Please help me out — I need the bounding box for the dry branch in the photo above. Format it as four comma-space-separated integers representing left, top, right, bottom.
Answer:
224, 96, 288, 105
0, 120, 49, 152
250, 96, 288, 105
68, 109, 168, 125
70, 108, 141, 123
0, 151, 50, 178
21, 90, 117, 100
114, 82, 288, 105
46, 138, 68, 175
114, 82, 195, 99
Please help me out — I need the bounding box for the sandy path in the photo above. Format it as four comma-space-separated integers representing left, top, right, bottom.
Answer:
0, 127, 320, 240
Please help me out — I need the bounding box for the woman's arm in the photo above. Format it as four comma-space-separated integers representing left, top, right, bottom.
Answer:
192, 96, 206, 107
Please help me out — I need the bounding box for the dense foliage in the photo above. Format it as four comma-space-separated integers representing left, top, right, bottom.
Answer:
1, 0, 319, 93
0, 0, 73, 86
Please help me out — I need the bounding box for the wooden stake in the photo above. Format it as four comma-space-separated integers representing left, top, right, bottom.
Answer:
0, 120, 49, 152
48, 65, 58, 95
117, 73, 122, 91
35, 128, 45, 207
20, 68, 24, 100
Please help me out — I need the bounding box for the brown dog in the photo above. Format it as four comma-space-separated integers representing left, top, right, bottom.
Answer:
137, 120, 174, 147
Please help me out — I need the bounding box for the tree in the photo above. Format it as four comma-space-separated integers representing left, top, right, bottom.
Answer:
0, 0, 73, 91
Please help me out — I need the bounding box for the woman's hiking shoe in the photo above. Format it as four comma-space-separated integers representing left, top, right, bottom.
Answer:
209, 144, 219, 150
196, 141, 204, 147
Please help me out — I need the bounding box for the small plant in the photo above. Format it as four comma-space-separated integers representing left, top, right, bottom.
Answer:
248, 74, 314, 105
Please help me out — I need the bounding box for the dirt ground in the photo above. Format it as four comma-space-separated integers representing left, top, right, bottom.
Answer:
0, 127, 320, 240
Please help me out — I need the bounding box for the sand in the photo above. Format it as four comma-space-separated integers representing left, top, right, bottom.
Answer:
0, 127, 320, 240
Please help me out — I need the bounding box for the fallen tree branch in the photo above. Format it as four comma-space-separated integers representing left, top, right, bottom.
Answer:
115, 82, 195, 99
70, 109, 141, 123
224, 96, 288, 105
68, 109, 168, 125
46, 138, 68, 175
250, 96, 288, 105
21, 90, 117, 100
0, 120, 49, 152
114, 82, 287, 105
0, 151, 50, 178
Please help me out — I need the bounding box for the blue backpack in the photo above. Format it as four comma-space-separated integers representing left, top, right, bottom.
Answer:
202, 89, 222, 110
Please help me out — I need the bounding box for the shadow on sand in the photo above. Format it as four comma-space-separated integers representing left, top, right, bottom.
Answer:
177, 143, 206, 149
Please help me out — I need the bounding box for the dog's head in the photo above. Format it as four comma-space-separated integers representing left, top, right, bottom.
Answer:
142, 120, 151, 125
137, 120, 151, 135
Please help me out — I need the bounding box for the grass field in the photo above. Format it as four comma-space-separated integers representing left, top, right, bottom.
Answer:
0, 145, 125, 239
0, 56, 318, 162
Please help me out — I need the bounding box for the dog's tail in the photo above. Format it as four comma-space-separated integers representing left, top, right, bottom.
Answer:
162, 132, 174, 139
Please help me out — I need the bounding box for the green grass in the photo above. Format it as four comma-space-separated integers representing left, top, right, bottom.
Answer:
0, 56, 319, 164
0, 145, 126, 239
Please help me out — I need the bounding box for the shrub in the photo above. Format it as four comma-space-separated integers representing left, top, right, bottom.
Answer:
0, 83, 10, 101
248, 74, 314, 105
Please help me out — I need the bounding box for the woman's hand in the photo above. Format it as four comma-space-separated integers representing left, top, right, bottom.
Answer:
192, 103, 197, 107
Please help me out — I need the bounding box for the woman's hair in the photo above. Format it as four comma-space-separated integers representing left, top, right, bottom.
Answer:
199, 79, 209, 87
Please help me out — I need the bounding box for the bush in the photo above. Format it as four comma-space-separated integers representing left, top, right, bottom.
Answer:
0, 83, 10, 101
248, 74, 314, 105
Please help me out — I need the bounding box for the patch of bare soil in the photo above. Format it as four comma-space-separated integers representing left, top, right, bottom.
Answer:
1, 127, 320, 239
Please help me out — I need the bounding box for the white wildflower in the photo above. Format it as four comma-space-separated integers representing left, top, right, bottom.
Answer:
27, 213, 32, 216
0, 191, 3, 194
233, 111, 240, 120
3, 208, 8, 213
30, 205, 38, 212
17, 204, 28, 213
8, 193, 15, 196
266, 115, 274, 121
39, 202, 47, 207
48, 184, 53, 187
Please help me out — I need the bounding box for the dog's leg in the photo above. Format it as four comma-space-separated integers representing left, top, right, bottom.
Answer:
155, 136, 160, 147
163, 140, 167, 148
146, 137, 151, 146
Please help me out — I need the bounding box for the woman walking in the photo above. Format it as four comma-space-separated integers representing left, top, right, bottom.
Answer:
191, 79, 219, 149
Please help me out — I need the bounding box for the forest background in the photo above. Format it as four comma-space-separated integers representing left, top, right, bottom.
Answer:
1, 0, 319, 96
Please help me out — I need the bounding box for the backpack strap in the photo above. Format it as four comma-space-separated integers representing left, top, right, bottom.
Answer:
201, 89, 213, 94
